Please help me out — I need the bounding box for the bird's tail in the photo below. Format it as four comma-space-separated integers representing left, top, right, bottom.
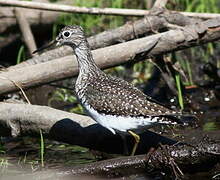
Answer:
158, 114, 198, 127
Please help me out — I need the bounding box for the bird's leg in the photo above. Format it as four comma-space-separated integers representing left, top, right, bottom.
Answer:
128, 130, 140, 156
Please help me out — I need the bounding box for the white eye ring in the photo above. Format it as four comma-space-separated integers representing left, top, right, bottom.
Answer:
62, 31, 71, 38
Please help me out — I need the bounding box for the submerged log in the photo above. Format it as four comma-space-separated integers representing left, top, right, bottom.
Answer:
58, 140, 220, 178
3, 136, 219, 179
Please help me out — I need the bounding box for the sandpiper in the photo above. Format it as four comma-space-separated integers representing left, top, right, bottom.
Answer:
34, 25, 196, 155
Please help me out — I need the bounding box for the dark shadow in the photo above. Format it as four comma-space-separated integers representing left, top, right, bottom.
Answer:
49, 118, 177, 155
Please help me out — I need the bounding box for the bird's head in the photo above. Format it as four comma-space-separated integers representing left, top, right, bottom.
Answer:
56, 25, 85, 48
33, 25, 85, 54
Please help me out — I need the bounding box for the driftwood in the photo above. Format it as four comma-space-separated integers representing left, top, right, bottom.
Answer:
0, 0, 148, 17
0, 1, 219, 178
0, 17, 220, 95
1, 102, 220, 178
45, 140, 220, 178
0, 102, 177, 155
7, 8, 201, 68
0, 0, 214, 66
0, 2, 62, 34
0, 0, 77, 33
1, 0, 220, 19
1, 115, 220, 179
15, 8, 37, 55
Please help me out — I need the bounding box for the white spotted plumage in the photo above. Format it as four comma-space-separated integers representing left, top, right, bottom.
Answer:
83, 103, 159, 134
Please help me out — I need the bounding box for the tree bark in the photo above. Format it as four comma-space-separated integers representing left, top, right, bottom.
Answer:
52, 140, 220, 178
15, 8, 37, 56
0, 5, 61, 34
60, 140, 220, 178
8, 8, 201, 69
0, 102, 177, 155
0, 17, 220, 95
1, 126, 220, 179
1, 0, 220, 19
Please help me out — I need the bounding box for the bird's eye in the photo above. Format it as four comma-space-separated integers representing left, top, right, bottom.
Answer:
63, 31, 71, 38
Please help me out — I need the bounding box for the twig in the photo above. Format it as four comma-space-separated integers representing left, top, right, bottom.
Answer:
0, 0, 149, 17
0, 0, 220, 19
0, 76, 31, 104
181, 11, 220, 19
146, 0, 154, 9
0, 17, 220, 95
15, 7, 37, 56
153, 0, 168, 8
159, 144, 184, 178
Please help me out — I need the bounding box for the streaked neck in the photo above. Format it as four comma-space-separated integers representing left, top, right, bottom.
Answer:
73, 40, 99, 74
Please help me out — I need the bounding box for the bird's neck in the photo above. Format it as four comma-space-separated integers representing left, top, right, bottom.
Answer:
73, 40, 100, 75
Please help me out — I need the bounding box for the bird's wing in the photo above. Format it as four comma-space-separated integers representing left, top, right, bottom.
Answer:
84, 75, 177, 118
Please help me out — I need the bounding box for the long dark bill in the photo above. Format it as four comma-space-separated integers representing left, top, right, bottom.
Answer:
32, 40, 57, 54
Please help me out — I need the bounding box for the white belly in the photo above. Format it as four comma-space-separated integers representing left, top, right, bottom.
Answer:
83, 104, 158, 134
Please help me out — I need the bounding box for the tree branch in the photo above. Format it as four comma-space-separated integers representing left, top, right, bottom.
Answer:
10, 10, 199, 69
0, 0, 71, 34
0, 0, 219, 19
0, 102, 177, 154
0, 17, 220, 95
0, 0, 149, 17
2, 131, 220, 178
15, 8, 37, 56
0, 102, 93, 136
153, 0, 168, 8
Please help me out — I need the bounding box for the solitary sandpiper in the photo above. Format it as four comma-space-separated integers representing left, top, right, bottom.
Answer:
34, 25, 196, 155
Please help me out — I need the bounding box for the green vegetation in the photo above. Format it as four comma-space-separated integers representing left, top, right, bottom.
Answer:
0, 140, 5, 154
49, 88, 84, 114
39, 129, 45, 168
175, 74, 184, 110
52, 0, 125, 37
172, 0, 219, 13
203, 122, 219, 131
16, 45, 25, 64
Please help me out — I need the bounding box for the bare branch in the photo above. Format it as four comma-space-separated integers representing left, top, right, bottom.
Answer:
8, 11, 200, 69
1, 37, 159, 94
0, 0, 219, 19
0, 17, 220, 95
2, 135, 220, 178
0, 0, 149, 17
15, 8, 37, 56
0, 102, 177, 154
153, 0, 168, 8
0, 1, 70, 34
0, 102, 94, 136
181, 11, 220, 19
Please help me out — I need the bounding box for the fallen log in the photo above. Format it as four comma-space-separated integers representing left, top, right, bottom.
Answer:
0, 0, 73, 34
0, 7, 60, 35
0, 102, 177, 154
2, 135, 220, 179
1, 17, 220, 95
58, 140, 220, 178
1, 0, 220, 19
9, 8, 201, 69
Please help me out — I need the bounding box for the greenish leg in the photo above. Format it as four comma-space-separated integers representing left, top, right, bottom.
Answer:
128, 130, 140, 156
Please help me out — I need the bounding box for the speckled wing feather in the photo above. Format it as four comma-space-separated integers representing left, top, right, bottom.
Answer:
84, 74, 180, 119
